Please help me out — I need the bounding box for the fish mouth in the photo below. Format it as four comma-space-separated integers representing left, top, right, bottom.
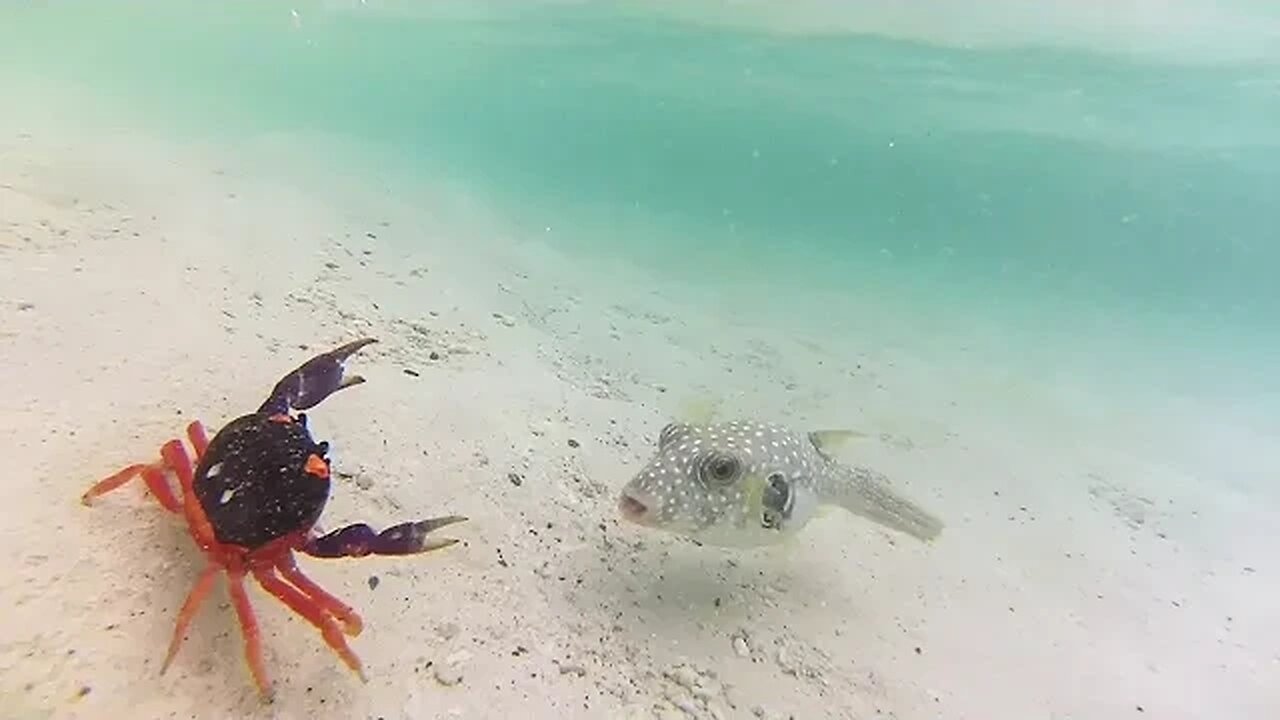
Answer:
617, 492, 651, 524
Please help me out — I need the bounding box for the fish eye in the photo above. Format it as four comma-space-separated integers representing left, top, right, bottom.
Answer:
699, 452, 740, 486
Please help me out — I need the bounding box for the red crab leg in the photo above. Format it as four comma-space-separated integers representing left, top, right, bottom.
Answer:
250, 564, 368, 683
274, 553, 364, 637
225, 564, 272, 701
82, 430, 204, 513
140, 465, 184, 512
160, 563, 220, 675
161, 439, 219, 550
80, 463, 148, 502
80, 461, 183, 513
82, 422, 209, 510
186, 420, 210, 457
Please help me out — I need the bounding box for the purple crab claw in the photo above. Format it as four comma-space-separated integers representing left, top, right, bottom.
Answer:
301, 515, 469, 559
258, 337, 379, 416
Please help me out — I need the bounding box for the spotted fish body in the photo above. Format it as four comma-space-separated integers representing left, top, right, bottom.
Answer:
617, 420, 943, 548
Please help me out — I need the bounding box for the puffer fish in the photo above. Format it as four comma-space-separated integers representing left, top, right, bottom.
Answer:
617, 419, 943, 547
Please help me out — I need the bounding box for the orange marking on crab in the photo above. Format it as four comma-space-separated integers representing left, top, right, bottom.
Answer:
304, 453, 329, 479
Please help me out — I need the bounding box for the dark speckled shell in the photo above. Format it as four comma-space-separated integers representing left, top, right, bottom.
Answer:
192, 413, 331, 548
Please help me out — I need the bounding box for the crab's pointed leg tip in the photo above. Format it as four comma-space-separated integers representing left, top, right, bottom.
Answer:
252, 680, 277, 703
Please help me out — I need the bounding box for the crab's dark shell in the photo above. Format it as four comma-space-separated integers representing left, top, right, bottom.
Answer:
192, 413, 331, 548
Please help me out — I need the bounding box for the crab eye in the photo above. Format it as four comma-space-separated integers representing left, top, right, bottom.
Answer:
698, 452, 740, 486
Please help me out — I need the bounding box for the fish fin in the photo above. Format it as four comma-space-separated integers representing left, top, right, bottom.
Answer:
654, 395, 723, 449
810, 429, 871, 448
830, 465, 943, 543
808, 429, 871, 459
677, 394, 723, 424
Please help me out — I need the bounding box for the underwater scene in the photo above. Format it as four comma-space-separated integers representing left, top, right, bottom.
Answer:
1, 1, 1277, 719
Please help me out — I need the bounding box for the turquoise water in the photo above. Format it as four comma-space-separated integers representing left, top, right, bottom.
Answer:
4, 0, 1279, 400
4, 3, 1280, 717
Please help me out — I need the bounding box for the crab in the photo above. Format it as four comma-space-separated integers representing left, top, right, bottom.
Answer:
81, 337, 466, 701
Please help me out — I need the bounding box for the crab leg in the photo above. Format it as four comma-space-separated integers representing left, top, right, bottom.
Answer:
258, 337, 379, 416
82, 454, 188, 514
301, 516, 468, 559
226, 565, 272, 701
81, 421, 211, 511
249, 564, 368, 683
186, 420, 210, 457
160, 563, 220, 675
80, 462, 183, 512
274, 553, 364, 636
160, 438, 219, 550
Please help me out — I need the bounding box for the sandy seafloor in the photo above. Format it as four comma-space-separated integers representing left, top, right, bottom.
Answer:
2, 107, 1278, 720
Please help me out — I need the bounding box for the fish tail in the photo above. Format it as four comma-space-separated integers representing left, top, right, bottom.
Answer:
831, 465, 944, 543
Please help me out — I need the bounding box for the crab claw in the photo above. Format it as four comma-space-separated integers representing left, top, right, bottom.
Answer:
258, 338, 378, 416
302, 515, 468, 559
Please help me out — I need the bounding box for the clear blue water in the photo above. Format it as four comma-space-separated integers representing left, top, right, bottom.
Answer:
4, 0, 1279, 403
3, 4, 1279, 717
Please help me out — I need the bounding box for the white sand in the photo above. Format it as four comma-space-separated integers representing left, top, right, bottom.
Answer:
1, 125, 1275, 720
